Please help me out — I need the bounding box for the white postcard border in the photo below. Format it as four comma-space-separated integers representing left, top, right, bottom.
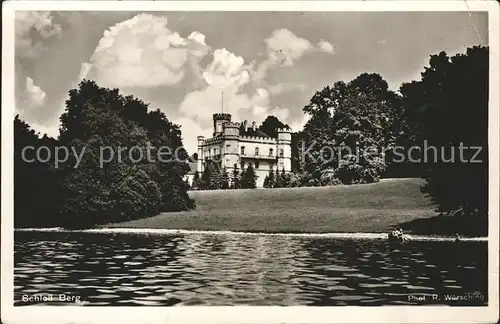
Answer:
2, 1, 499, 324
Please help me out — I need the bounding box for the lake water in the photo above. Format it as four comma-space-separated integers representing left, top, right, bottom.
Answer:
14, 231, 487, 306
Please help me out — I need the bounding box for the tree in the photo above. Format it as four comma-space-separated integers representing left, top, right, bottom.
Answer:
241, 164, 257, 189
200, 160, 213, 190
221, 168, 230, 189
274, 168, 287, 188
282, 169, 293, 188
231, 164, 241, 189
192, 171, 201, 190
184, 178, 191, 191
403, 47, 488, 220
291, 131, 307, 172
263, 168, 275, 188
200, 159, 223, 189
258, 115, 290, 138
58, 102, 163, 227
263, 174, 270, 188
14, 116, 63, 227
161, 168, 195, 211
274, 171, 283, 188
301, 73, 401, 184
56, 80, 194, 227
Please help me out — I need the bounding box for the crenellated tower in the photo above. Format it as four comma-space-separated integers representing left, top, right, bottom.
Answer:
213, 113, 232, 137
277, 127, 292, 172
222, 120, 240, 170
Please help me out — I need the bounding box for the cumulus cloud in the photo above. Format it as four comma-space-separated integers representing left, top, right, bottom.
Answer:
180, 49, 269, 120
265, 28, 314, 67
252, 29, 335, 82
179, 49, 280, 153
179, 80, 269, 122
318, 39, 335, 54
202, 49, 250, 89
188, 31, 207, 46
176, 29, 325, 153
268, 106, 290, 122
82, 14, 210, 87
78, 62, 93, 80
268, 82, 306, 95
15, 77, 60, 138
76, 19, 323, 154
15, 11, 62, 58
179, 89, 281, 154
25, 77, 47, 106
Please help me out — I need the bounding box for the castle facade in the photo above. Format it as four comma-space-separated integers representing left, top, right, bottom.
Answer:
196, 113, 292, 188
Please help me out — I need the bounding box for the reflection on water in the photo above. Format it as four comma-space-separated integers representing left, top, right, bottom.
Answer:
14, 232, 487, 306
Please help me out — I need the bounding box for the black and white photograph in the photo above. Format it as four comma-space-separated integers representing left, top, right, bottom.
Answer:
1, 1, 499, 323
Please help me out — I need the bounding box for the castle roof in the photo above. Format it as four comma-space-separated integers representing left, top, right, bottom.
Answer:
240, 127, 272, 138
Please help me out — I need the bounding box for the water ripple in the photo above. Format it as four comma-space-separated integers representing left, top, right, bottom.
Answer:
14, 231, 487, 306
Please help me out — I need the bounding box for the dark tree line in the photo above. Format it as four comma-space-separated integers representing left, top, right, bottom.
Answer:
15, 46, 488, 228
400, 47, 488, 219
15, 80, 195, 228
191, 162, 257, 190
296, 46, 488, 221
14, 117, 63, 227
263, 168, 296, 188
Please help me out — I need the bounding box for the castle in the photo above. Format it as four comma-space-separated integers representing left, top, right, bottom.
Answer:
195, 113, 292, 188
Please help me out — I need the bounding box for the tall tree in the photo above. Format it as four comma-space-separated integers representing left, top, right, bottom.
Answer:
241, 164, 257, 189
291, 131, 307, 172
404, 46, 488, 219
231, 164, 241, 189
264, 168, 275, 188
57, 80, 194, 227
58, 102, 162, 227
258, 115, 290, 138
263, 174, 271, 188
14, 116, 63, 227
200, 160, 213, 190
221, 168, 230, 189
302, 73, 401, 184
192, 171, 201, 190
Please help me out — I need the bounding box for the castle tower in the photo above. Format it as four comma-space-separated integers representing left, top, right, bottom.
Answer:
277, 127, 292, 172
222, 121, 240, 170
213, 113, 232, 137
197, 135, 205, 173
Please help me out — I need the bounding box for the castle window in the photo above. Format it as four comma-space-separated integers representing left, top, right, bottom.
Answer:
241, 146, 245, 155
279, 162, 284, 170
226, 144, 230, 153
279, 149, 284, 157
255, 147, 259, 156
269, 148, 273, 157
255, 161, 260, 169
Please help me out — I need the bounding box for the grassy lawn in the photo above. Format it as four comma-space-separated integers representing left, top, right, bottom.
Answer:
107, 178, 445, 234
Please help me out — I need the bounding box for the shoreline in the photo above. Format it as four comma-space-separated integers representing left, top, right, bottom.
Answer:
14, 227, 488, 242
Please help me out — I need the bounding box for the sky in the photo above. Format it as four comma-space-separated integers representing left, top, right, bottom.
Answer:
15, 11, 487, 155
